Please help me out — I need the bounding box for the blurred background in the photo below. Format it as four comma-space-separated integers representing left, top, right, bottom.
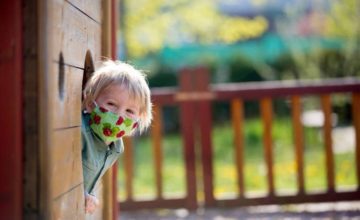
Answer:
119, 0, 359, 82
116, 0, 360, 203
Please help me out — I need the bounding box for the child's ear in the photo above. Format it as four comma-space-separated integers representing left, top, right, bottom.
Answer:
84, 94, 95, 113
84, 98, 94, 113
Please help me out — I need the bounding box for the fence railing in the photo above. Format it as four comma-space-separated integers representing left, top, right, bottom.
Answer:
119, 67, 360, 210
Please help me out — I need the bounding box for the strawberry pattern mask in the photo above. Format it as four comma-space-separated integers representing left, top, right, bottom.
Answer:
89, 105, 138, 143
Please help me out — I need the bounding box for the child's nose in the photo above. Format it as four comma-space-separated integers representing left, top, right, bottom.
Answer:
115, 109, 125, 116
116, 108, 127, 117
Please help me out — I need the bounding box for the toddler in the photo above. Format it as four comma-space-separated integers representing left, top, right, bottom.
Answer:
81, 60, 152, 214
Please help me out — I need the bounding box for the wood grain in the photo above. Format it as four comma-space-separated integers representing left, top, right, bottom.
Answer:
260, 98, 274, 196
50, 63, 83, 129
52, 184, 85, 220
51, 127, 83, 199
231, 99, 245, 197
291, 96, 305, 194
50, 0, 101, 69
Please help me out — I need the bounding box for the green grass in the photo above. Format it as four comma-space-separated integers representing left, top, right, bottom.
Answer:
117, 117, 357, 200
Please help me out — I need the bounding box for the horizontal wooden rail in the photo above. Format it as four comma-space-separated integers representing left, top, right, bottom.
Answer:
151, 78, 360, 104
120, 74, 360, 211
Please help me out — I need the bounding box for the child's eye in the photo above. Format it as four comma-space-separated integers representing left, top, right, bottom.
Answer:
107, 102, 115, 106
126, 109, 134, 115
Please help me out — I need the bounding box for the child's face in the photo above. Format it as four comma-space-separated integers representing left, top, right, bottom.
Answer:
86, 83, 140, 120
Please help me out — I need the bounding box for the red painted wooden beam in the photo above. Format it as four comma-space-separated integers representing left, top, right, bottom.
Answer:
0, 0, 23, 219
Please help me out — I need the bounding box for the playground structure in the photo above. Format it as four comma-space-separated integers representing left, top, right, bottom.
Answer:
119, 68, 360, 211
1, 0, 360, 219
1, 0, 118, 219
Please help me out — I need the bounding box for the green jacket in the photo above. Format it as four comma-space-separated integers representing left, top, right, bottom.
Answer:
81, 112, 123, 194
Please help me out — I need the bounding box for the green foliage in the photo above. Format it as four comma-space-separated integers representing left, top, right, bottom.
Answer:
229, 56, 263, 82
274, 0, 360, 79
123, 0, 269, 59
148, 68, 178, 87
319, 49, 346, 78
268, 54, 299, 80
117, 117, 356, 199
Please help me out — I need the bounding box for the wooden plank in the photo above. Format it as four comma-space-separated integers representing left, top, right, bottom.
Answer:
0, 1, 23, 219
196, 68, 215, 206
260, 98, 275, 196
120, 198, 189, 211
86, 181, 104, 220
101, 1, 114, 219
101, 171, 113, 220
23, 0, 40, 214
291, 96, 305, 194
52, 185, 85, 220
50, 0, 87, 68
86, 16, 102, 63
352, 93, 360, 189
67, 0, 102, 23
179, 69, 198, 210
110, 0, 118, 60
231, 99, 245, 197
152, 104, 164, 199
46, 0, 101, 127
38, 0, 54, 218
51, 127, 83, 199
111, 0, 118, 217
50, 63, 83, 129
101, 0, 112, 58
23, 32, 40, 219
212, 190, 360, 208
123, 138, 134, 201
37, 0, 102, 218
213, 79, 360, 101
50, 0, 101, 69
47, 0, 102, 129
151, 87, 177, 105
321, 95, 335, 192
152, 80, 360, 105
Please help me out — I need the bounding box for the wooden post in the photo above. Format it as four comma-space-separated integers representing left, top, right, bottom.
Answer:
196, 68, 216, 206
111, 0, 119, 217
152, 105, 164, 199
123, 138, 134, 201
261, 98, 275, 196
231, 99, 245, 198
102, 0, 116, 219
0, 1, 23, 219
291, 96, 305, 195
321, 95, 335, 192
178, 69, 198, 210
352, 93, 360, 189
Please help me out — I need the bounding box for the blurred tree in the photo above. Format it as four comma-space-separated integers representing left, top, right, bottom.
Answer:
270, 54, 299, 80
148, 66, 177, 87
324, 0, 360, 77
122, 0, 269, 59
229, 56, 263, 82
275, 0, 360, 79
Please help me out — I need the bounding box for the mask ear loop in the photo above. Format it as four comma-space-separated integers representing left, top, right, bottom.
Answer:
83, 101, 98, 114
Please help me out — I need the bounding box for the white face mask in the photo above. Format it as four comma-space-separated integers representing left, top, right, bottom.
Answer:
88, 102, 138, 142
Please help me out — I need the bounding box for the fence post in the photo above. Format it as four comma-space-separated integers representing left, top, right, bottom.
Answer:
195, 68, 216, 207
178, 68, 198, 210
352, 93, 360, 190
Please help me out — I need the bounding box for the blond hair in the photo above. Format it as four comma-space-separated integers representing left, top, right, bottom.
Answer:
83, 60, 152, 133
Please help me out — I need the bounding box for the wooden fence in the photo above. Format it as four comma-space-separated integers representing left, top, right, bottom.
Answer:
119, 67, 360, 211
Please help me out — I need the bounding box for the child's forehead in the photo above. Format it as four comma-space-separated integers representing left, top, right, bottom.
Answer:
100, 83, 140, 102
101, 83, 127, 96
